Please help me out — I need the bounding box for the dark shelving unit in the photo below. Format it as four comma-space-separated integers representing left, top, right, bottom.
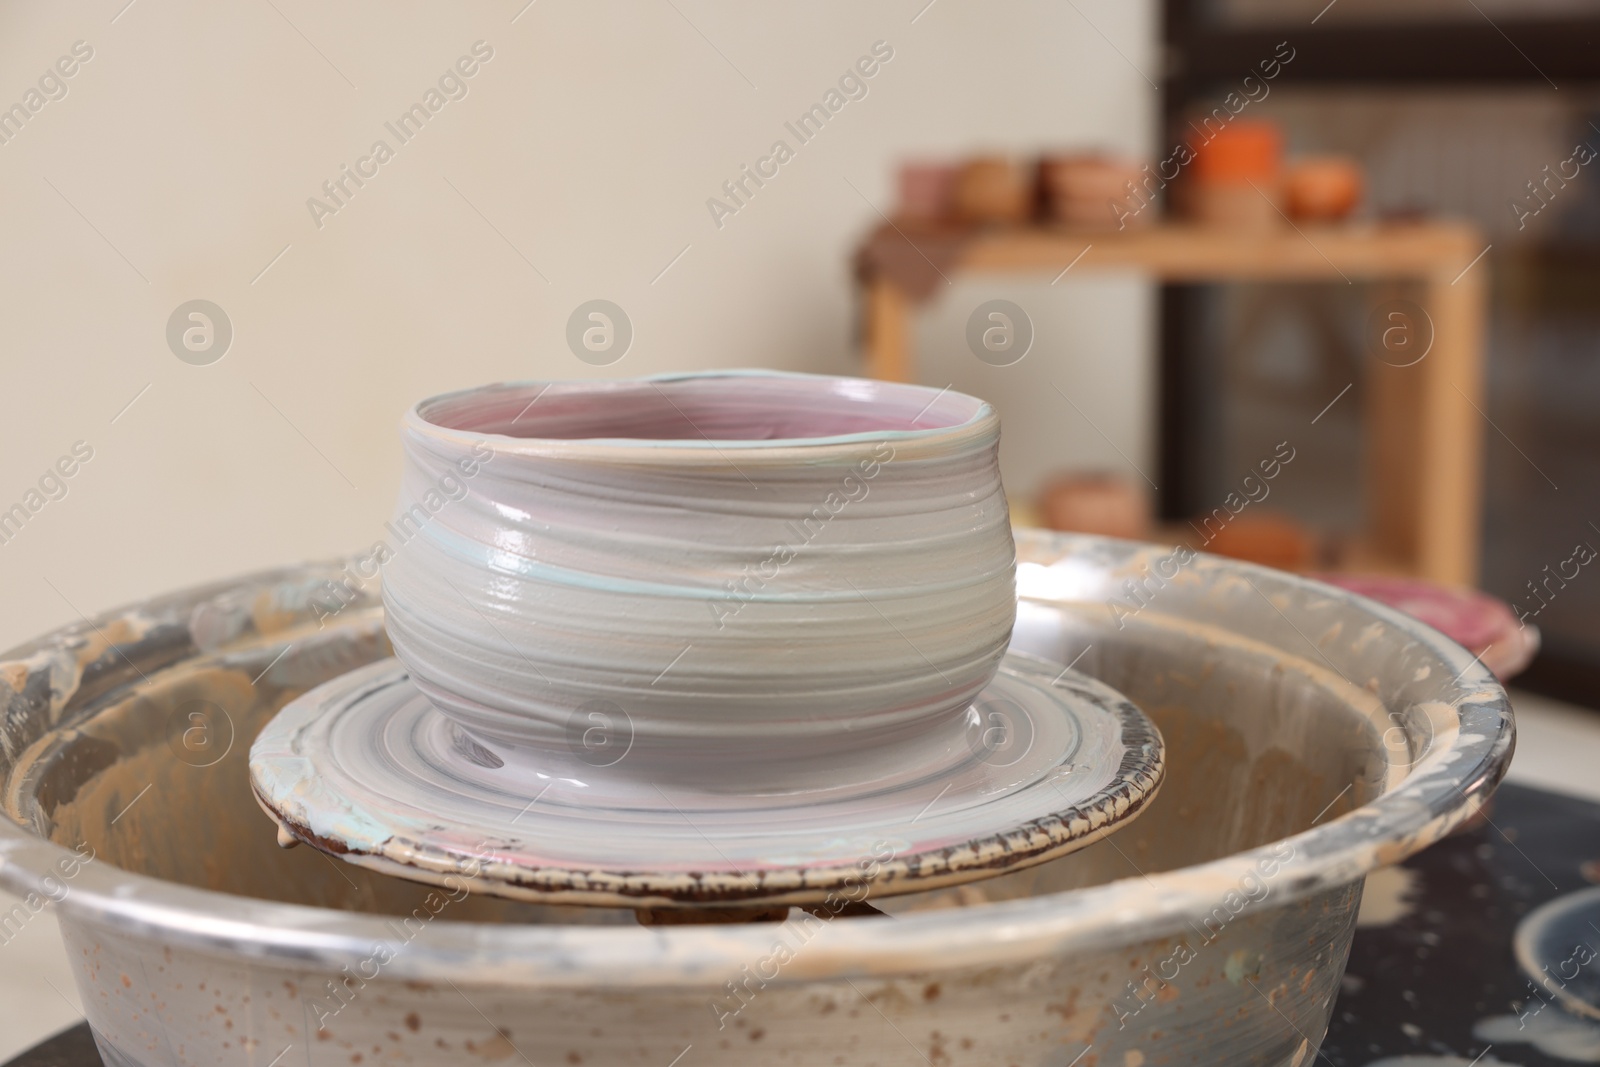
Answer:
1159, 0, 1600, 708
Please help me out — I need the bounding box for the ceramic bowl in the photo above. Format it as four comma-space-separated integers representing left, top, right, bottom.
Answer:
380, 371, 1017, 780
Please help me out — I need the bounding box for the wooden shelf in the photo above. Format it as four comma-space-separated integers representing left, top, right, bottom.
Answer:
856, 220, 1489, 587
953, 221, 1483, 282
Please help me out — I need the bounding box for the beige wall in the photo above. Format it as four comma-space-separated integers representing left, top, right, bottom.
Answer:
0, 0, 1154, 652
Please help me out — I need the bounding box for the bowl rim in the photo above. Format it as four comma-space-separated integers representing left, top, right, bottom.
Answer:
402, 369, 999, 465
0, 532, 1515, 987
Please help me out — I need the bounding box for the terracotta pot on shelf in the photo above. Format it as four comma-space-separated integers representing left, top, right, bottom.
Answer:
1198, 511, 1318, 571
897, 160, 960, 223
1182, 119, 1284, 228
1039, 154, 1152, 229
953, 156, 1034, 225
1038, 472, 1150, 540
1285, 156, 1364, 222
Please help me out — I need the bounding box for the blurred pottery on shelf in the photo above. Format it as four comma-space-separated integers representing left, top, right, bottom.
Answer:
953, 156, 1034, 225
1191, 119, 1283, 185
1286, 156, 1364, 222
1039, 472, 1150, 540
1039, 154, 1151, 229
1199, 511, 1318, 571
897, 160, 960, 223
1183, 119, 1284, 228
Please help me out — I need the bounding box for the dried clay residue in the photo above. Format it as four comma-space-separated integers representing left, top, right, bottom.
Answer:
1356, 866, 1419, 928
1477, 1007, 1600, 1063
1125, 703, 1342, 870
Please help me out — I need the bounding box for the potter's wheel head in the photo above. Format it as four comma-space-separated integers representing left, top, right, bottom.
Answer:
248, 652, 1164, 910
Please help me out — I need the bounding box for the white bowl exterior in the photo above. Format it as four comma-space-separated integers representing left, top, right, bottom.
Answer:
380, 374, 1017, 765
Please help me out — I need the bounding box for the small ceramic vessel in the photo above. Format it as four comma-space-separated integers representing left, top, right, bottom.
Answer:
381, 371, 1018, 789
252, 372, 1163, 908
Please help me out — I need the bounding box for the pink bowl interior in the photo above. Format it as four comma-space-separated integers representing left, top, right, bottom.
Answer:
417, 374, 985, 443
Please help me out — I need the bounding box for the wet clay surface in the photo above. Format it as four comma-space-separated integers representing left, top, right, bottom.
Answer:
884, 699, 1354, 911
1126, 701, 1356, 869
27, 625, 617, 925
28, 633, 1345, 921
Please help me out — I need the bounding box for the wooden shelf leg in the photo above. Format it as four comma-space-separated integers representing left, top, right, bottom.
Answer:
1366, 284, 1424, 576
1366, 271, 1487, 587
1415, 267, 1488, 587
864, 277, 913, 383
